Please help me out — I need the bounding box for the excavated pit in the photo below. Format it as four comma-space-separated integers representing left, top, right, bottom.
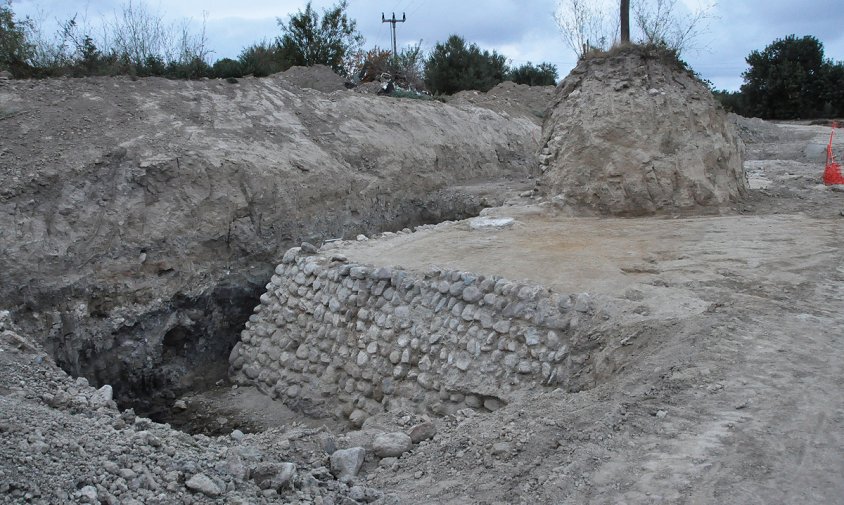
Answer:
32, 190, 522, 434
0, 71, 545, 436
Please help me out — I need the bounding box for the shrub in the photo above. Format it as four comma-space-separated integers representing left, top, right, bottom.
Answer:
239, 41, 285, 77
424, 35, 507, 95
165, 57, 210, 80
275, 0, 363, 76
212, 57, 243, 78
508, 62, 558, 86
351, 42, 425, 90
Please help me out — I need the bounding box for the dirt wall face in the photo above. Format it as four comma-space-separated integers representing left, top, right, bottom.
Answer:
0, 75, 538, 411
539, 47, 748, 216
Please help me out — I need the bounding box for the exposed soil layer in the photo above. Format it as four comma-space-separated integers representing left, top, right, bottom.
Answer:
0, 74, 538, 419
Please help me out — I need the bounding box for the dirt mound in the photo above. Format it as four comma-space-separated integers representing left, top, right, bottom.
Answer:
539, 46, 748, 216
277, 64, 348, 92
448, 81, 555, 125
730, 113, 785, 144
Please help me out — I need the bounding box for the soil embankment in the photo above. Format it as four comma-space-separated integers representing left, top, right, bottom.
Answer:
0, 73, 538, 414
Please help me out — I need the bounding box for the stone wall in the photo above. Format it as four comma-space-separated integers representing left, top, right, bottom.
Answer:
229, 246, 596, 425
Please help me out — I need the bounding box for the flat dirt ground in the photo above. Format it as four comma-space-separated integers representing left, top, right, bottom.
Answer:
315, 121, 844, 504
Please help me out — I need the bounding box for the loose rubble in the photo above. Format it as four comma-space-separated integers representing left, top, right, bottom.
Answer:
0, 328, 408, 504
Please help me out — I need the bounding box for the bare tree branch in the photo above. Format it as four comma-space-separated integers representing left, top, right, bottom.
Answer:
554, 0, 617, 58
632, 0, 716, 55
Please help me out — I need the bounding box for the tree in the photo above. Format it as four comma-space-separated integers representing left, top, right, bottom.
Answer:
821, 61, 844, 117
508, 62, 558, 86
275, 0, 363, 76
424, 35, 508, 95
0, 0, 34, 76
239, 40, 285, 77
741, 35, 827, 119
105, 0, 173, 67
394, 41, 425, 90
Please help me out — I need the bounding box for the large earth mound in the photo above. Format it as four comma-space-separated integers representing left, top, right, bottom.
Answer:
539, 46, 748, 215
449, 81, 555, 126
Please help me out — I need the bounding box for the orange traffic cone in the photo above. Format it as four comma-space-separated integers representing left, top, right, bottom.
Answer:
824, 122, 844, 185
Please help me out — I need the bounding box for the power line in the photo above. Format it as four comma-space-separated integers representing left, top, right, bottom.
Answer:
381, 12, 406, 57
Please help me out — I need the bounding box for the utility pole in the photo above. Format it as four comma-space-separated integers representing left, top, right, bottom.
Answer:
382, 12, 406, 58
620, 0, 630, 44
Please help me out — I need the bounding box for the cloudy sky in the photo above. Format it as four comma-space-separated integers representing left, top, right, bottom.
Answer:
9, 0, 844, 91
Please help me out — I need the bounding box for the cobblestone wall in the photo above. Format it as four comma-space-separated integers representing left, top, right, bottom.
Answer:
229, 246, 595, 425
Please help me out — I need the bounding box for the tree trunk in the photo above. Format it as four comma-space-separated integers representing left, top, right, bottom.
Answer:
620, 0, 630, 44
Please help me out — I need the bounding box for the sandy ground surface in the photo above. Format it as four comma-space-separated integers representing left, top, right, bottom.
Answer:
311, 121, 844, 503
340, 210, 836, 321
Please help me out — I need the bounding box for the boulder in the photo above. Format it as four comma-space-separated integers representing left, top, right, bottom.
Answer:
185, 473, 222, 496
330, 447, 366, 482
251, 462, 296, 490
407, 421, 437, 444
372, 432, 412, 458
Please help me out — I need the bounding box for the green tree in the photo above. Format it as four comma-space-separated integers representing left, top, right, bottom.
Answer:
212, 57, 243, 78
239, 40, 285, 77
276, 0, 363, 76
820, 61, 844, 117
741, 35, 827, 119
508, 62, 558, 86
424, 35, 508, 95
712, 90, 747, 116
0, 0, 34, 76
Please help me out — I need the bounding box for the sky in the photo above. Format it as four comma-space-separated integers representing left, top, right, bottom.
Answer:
9, 0, 844, 91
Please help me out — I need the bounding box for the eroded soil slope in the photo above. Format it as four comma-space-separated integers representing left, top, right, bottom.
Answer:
0, 74, 538, 411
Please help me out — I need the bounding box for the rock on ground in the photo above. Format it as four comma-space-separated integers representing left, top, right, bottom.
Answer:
185, 473, 222, 497
330, 447, 366, 482
372, 432, 413, 458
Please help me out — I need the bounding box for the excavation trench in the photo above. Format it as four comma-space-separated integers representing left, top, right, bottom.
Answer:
36, 187, 523, 435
